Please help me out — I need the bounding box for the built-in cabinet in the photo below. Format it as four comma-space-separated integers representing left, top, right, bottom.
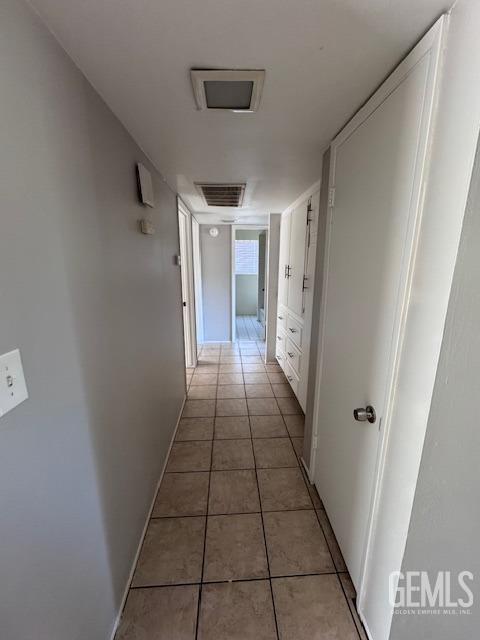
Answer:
275, 188, 320, 411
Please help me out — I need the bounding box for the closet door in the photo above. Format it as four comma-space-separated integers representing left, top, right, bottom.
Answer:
287, 201, 308, 316
277, 211, 291, 306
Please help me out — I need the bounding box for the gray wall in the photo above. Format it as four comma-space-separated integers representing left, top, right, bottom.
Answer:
236, 275, 258, 315
200, 225, 231, 341
303, 150, 330, 465
235, 229, 262, 317
0, 2, 185, 639
389, 137, 480, 640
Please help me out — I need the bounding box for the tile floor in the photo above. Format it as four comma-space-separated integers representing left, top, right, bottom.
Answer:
116, 340, 367, 640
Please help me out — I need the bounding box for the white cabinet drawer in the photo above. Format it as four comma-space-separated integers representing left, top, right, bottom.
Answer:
276, 308, 287, 331
286, 314, 303, 349
275, 347, 286, 370
284, 360, 299, 396
285, 339, 301, 374
276, 329, 286, 351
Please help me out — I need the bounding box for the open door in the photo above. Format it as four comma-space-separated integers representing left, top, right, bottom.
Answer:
177, 199, 197, 368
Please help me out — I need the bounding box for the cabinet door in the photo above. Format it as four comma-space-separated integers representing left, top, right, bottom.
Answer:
287, 201, 308, 316
277, 211, 291, 306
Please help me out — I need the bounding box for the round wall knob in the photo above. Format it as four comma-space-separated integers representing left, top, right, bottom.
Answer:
353, 405, 376, 423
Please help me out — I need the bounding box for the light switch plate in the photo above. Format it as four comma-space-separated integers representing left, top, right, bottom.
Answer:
0, 349, 28, 418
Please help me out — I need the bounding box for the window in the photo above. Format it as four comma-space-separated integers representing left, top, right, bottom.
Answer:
235, 239, 259, 275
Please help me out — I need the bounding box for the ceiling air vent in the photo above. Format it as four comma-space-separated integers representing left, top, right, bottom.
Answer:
196, 183, 246, 207
190, 69, 265, 112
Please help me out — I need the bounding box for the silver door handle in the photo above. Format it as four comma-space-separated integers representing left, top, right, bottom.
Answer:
353, 406, 376, 424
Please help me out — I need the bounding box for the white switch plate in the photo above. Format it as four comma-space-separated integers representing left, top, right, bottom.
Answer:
0, 349, 28, 418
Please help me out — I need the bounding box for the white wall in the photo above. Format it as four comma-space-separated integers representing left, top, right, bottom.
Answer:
200, 225, 231, 341
0, 1, 185, 638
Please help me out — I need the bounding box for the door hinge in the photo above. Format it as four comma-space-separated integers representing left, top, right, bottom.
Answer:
306, 198, 313, 225
328, 187, 336, 208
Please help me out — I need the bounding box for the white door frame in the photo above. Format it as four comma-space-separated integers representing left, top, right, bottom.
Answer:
231, 224, 268, 343
309, 17, 446, 638
191, 217, 204, 347
177, 198, 197, 368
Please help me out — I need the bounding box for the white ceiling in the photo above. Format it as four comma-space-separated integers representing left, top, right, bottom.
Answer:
30, 0, 449, 224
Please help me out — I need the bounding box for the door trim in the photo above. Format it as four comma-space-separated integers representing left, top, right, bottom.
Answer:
309, 15, 446, 636
178, 198, 197, 368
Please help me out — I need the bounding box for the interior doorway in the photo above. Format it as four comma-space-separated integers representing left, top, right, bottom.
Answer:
177, 199, 197, 368
231, 227, 268, 342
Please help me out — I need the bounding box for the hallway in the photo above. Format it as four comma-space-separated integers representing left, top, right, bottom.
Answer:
116, 341, 365, 639
235, 315, 265, 340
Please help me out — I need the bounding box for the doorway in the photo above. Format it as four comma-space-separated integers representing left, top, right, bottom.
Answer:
231, 227, 267, 343
177, 199, 197, 368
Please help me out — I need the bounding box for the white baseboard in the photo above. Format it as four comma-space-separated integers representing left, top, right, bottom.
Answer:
108, 395, 186, 640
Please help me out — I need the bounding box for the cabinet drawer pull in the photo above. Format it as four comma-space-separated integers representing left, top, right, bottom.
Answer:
287, 375, 293, 382
278, 315, 284, 320
289, 327, 297, 333
277, 335, 282, 340
287, 352, 294, 358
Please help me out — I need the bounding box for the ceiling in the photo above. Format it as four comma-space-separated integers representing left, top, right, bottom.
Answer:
30, 0, 449, 224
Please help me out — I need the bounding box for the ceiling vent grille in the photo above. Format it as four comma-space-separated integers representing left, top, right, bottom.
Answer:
190, 70, 265, 112
196, 183, 246, 207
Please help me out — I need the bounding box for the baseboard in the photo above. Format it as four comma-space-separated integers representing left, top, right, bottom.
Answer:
108, 394, 186, 640
300, 456, 313, 483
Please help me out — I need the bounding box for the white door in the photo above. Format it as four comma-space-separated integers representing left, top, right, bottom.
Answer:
314, 40, 440, 590
287, 201, 308, 316
178, 202, 197, 368
277, 211, 291, 306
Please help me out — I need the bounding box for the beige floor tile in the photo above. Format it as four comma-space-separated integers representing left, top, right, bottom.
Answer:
241, 355, 263, 364
250, 415, 289, 438
116, 585, 198, 640
212, 439, 254, 470
283, 414, 305, 437
277, 396, 303, 415
338, 573, 369, 640
182, 399, 215, 418
291, 436, 304, 458
203, 514, 268, 581
218, 373, 244, 385
316, 509, 347, 572
263, 510, 334, 576
195, 363, 219, 373
132, 517, 205, 586
272, 575, 358, 640
265, 363, 282, 373
216, 384, 246, 399
267, 372, 287, 384
208, 470, 260, 514
175, 417, 214, 441
272, 383, 294, 398
198, 581, 277, 640
219, 363, 243, 372
298, 465, 324, 509
253, 438, 298, 468
242, 363, 266, 372
197, 356, 220, 364
153, 472, 209, 517
247, 397, 280, 415
220, 356, 242, 363
187, 385, 217, 400
190, 373, 218, 386
257, 468, 312, 511
214, 416, 251, 439
245, 383, 273, 398
243, 372, 269, 384
166, 441, 212, 472
216, 398, 248, 416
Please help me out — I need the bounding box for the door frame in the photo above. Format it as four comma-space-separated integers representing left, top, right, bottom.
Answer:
231, 224, 268, 343
177, 198, 197, 368
191, 217, 204, 347
309, 17, 446, 634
